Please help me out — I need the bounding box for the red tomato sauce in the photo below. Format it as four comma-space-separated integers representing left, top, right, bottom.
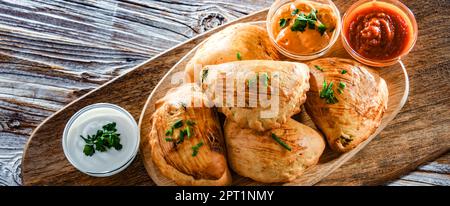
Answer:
344, 4, 413, 60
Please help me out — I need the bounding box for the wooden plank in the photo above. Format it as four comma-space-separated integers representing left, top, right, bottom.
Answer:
418, 154, 450, 174
387, 179, 434, 186
0, 132, 26, 186
388, 152, 450, 186
399, 172, 450, 186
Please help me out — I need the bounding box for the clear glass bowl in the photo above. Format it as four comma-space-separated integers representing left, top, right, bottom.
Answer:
266, 0, 341, 60
62, 103, 139, 177
341, 0, 418, 67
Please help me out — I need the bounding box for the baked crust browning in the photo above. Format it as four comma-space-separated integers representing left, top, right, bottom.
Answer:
185, 23, 279, 82
305, 58, 388, 152
224, 119, 325, 183
201, 60, 310, 132
146, 84, 231, 185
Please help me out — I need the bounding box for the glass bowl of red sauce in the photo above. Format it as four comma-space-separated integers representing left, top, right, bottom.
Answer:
341, 0, 418, 67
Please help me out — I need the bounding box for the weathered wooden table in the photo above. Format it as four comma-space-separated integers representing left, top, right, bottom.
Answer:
0, 0, 448, 186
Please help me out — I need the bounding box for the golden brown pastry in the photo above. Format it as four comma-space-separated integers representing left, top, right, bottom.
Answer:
147, 83, 231, 185
224, 119, 325, 183
305, 58, 388, 152
185, 23, 279, 82
201, 60, 310, 132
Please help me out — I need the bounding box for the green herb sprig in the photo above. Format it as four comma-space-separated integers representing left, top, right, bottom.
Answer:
291, 13, 308, 32
237, 52, 242, 60
290, 9, 320, 33
80, 122, 122, 156
287, 7, 329, 35
314, 65, 324, 71
166, 119, 183, 137
279, 18, 289, 27
318, 23, 327, 35
320, 80, 338, 104
177, 130, 186, 144
338, 82, 346, 94
271, 133, 292, 151
165, 119, 197, 145
192, 142, 204, 157
173, 119, 183, 128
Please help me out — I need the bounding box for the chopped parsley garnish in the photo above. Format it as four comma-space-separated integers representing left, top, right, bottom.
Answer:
314, 65, 324, 71
173, 119, 183, 129
291, 13, 308, 32
308, 9, 317, 20
177, 130, 186, 144
279, 18, 289, 27
186, 126, 192, 138
165, 127, 173, 136
291, 8, 299, 16
166, 120, 182, 137
341, 69, 347, 74
307, 10, 317, 29
271, 133, 291, 151
318, 23, 327, 35
165, 119, 196, 144
80, 122, 122, 156
338, 82, 346, 94
237, 52, 242, 60
320, 80, 338, 104
290, 9, 320, 32
192, 142, 204, 157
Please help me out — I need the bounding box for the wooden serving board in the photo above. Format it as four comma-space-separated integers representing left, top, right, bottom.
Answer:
21, 8, 447, 186
138, 21, 408, 186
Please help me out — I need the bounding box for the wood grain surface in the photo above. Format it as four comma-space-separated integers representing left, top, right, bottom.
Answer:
0, 0, 449, 186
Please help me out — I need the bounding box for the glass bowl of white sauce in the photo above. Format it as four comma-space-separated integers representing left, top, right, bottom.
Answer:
62, 103, 139, 177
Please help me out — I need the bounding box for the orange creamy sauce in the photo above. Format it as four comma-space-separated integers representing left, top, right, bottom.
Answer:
271, 1, 337, 54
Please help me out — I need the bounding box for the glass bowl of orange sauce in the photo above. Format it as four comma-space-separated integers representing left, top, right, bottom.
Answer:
341, 0, 418, 67
266, 0, 341, 60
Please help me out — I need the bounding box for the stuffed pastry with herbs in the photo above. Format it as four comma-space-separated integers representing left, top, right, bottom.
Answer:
185, 23, 279, 82
224, 119, 325, 183
144, 83, 231, 186
200, 60, 310, 132
305, 58, 388, 152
